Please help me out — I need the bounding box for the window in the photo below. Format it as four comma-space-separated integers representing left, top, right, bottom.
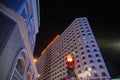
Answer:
102, 72, 107, 76
86, 45, 89, 48
80, 27, 83, 29
87, 30, 90, 32
79, 70, 81, 73
99, 65, 104, 69
91, 40, 94, 43
82, 56, 85, 60
12, 76, 17, 80
97, 59, 101, 62
81, 30, 84, 32
87, 50, 91, 53
92, 45, 96, 47
81, 52, 84, 55
94, 73, 98, 77
27, 72, 32, 80
94, 49, 97, 52
85, 67, 88, 71
78, 35, 80, 38
76, 55, 79, 58
74, 47, 77, 49
92, 66, 96, 69
90, 60, 94, 63
88, 33, 91, 35
77, 60, 79, 63
80, 47, 83, 50
88, 55, 92, 58
83, 62, 86, 65
96, 54, 100, 57
16, 58, 25, 75
82, 34, 85, 36
78, 65, 80, 68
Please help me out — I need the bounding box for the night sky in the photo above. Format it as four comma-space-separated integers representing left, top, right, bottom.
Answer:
33, 0, 120, 78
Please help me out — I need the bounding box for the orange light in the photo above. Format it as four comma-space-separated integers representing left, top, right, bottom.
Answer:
41, 35, 59, 54
66, 54, 74, 63
38, 74, 41, 77
34, 59, 37, 63
66, 54, 73, 58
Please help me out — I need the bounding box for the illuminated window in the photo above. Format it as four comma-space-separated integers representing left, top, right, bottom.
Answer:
16, 58, 25, 75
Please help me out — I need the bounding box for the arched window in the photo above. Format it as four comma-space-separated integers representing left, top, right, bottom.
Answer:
27, 72, 32, 80
11, 48, 28, 79
16, 58, 25, 75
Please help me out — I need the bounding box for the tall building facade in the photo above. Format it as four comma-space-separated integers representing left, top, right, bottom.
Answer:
0, 0, 40, 80
37, 17, 111, 80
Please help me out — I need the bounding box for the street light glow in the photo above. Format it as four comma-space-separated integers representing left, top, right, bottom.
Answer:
34, 59, 37, 63
38, 74, 41, 77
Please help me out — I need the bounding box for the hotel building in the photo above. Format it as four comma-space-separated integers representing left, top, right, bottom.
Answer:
37, 17, 110, 80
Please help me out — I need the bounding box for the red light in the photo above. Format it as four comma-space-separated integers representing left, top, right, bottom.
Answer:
66, 54, 74, 64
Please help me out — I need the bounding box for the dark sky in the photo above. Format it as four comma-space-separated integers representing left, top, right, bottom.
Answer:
33, 0, 120, 78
